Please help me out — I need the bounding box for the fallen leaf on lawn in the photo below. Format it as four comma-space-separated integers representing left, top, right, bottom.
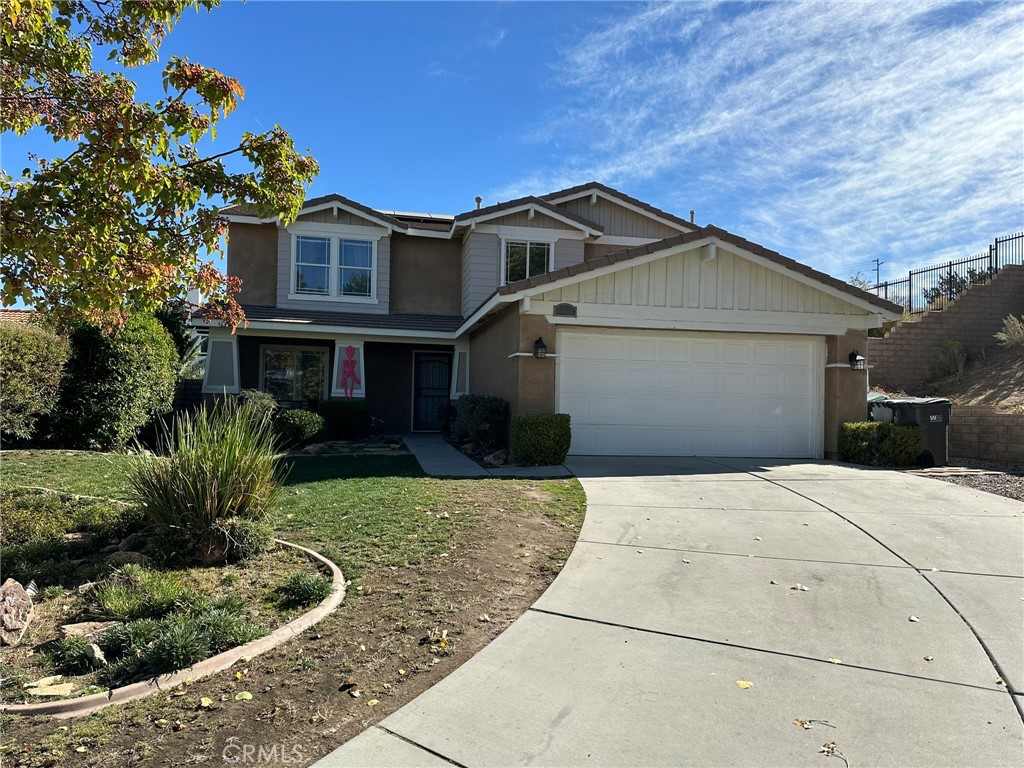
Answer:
790, 584, 809, 592
173, 720, 187, 732
367, 699, 380, 707
199, 697, 214, 709
908, 615, 920, 622
339, 677, 358, 692
154, 719, 169, 728
735, 680, 754, 689
359, 644, 366, 652
234, 691, 253, 701
75, 746, 88, 753
828, 658, 842, 664
235, 671, 243, 680
478, 614, 491, 623
349, 689, 362, 698
398, 669, 406, 676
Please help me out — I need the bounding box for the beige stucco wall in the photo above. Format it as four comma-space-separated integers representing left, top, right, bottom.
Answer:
390, 234, 461, 315
227, 223, 279, 305
824, 329, 870, 458
468, 306, 520, 411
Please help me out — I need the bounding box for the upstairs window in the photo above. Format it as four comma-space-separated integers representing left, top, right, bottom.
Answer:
290, 230, 378, 302
504, 240, 551, 284
295, 236, 331, 295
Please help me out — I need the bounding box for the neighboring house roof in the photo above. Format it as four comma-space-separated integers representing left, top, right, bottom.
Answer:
453, 195, 604, 235
222, 194, 409, 231
0, 309, 35, 324
541, 181, 697, 232
238, 305, 464, 333
496, 224, 903, 315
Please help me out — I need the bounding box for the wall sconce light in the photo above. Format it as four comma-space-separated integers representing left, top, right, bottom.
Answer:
848, 350, 866, 371
533, 337, 548, 359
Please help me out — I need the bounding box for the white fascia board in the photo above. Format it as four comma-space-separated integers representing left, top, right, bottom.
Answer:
205, 319, 458, 342
225, 214, 275, 225
544, 189, 694, 233
593, 235, 661, 246
403, 227, 454, 239
453, 292, 520, 337
543, 313, 865, 337
456, 204, 602, 237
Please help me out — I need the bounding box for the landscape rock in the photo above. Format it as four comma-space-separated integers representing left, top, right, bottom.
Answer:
105, 551, 152, 568
118, 531, 148, 551
85, 643, 107, 668
302, 442, 329, 455
28, 682, 76, 698
0, 578, 33, 646
59, 620, 121, 640
483, 449, 508, 467
25, 675, 63, 688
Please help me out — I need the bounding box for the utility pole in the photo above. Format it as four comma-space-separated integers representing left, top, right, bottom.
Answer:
873, 258, 885, 288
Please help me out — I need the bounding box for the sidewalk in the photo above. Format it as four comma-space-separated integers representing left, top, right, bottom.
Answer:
403, 434, 570, 479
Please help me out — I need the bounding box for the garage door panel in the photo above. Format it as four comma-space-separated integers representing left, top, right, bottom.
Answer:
559, 330, 822, 458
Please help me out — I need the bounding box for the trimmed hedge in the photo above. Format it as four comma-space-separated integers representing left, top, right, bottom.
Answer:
511, 413, 572, 466
455, 394, 508, 450
275, 409, 325, 448
52, 315, 178, 450
838, 422, 923, 467
0, 324, 69, 443
318, 399, 369, 440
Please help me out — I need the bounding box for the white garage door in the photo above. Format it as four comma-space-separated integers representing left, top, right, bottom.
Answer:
557, 330, 824, 458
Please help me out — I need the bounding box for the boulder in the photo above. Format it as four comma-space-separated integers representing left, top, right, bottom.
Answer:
58, 620, 121, 640
482, 449, 508, 467
85, 643, 107, 668
118, 531, 148, 551
0, 578, 33, 646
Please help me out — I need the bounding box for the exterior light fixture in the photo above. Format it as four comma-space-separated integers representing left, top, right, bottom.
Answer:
849, 350, 866, 371
533, 337, 548, 359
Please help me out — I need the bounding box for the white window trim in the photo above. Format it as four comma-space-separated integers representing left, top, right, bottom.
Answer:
450, 344, 470, 399
292, 234, 332, 298
201, 333, 240, 394
258, 344, 330, 402
500, 237, 555, 285
330, 338, 366, 399
287, 223, 385, 304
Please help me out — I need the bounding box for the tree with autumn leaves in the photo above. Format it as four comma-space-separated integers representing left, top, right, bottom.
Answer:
1, 0, 318, 330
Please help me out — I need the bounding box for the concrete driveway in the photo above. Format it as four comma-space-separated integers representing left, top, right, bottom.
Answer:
318, 458, 1024, 767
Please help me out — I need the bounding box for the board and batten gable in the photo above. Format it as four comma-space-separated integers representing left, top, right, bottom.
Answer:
275, 212, 392, 314
557, 196, 682, 239
529, 246, 872, 335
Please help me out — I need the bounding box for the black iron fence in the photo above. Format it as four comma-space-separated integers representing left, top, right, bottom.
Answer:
870, 231, 1024, 314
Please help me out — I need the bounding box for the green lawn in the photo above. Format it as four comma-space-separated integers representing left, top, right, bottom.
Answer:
0, 451, 584, 584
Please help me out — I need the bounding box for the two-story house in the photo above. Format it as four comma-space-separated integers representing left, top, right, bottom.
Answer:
201, 182, 901, 459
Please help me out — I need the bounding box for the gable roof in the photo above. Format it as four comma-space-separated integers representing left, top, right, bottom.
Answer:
222, 194, 409, 231
453, 195, 604, 236
542, 181, 697, 233
496, 224, 902, 315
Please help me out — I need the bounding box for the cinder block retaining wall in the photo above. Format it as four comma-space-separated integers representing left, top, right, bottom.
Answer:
949, 406, 1024, 465
869, 265, 1024, 391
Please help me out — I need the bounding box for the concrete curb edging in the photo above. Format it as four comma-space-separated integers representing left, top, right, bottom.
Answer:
1, 539, 345, 720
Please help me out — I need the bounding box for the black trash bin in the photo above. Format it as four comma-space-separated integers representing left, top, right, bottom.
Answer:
868, 397, 952, 467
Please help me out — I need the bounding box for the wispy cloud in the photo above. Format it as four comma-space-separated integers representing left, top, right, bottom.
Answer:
492, 1, 1024, 280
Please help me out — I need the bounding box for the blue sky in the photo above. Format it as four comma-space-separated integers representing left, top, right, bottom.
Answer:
6, 0, 1024, 284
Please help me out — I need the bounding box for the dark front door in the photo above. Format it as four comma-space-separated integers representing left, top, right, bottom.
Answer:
413, 353, 452, 431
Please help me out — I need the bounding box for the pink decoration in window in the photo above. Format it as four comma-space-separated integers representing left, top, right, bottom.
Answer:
339, 345, 361, 399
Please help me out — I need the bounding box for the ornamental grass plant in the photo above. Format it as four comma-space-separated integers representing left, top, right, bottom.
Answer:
126, 400, 284, 562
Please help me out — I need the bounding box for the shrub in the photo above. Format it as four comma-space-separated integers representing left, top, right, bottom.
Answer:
126, 400, 284, 562
146, 616, 209, 674
90, 564, 202, 621
995, 314, 1024, 352
99, 619, 161, 661
50, 635, 93, 675
317, 399, 368, 440
275, 409, 325, 448
511, 413, 572, 466
455, 394, 509, 450
933, 338, 968, 378
212, 517, 275, 562
193, 608, 265, 652
52, 315, 178, 449
238, 389, 278, 422
838, 422, 923, 467
0, 324, 69, 443
436, 401, 458, 438
277, 571, 332, 606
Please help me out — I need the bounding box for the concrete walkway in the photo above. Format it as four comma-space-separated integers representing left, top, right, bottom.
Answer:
403, 434, 570, 479
318, 457, 1024, 767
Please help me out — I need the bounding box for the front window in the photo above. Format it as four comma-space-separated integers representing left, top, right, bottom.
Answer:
295, 236, 331, 295
339, 239, 373, 297
262, 347, 328, 403
504, 241, 551, 284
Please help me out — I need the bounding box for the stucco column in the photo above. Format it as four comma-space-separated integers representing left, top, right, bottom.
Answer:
824, 329, 870, 458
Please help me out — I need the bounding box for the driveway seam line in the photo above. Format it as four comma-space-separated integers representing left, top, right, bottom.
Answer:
697, 458, 1024, 723
577, 537, 913, 570
528, 607, 1008, 695
374, 725, 469, 767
